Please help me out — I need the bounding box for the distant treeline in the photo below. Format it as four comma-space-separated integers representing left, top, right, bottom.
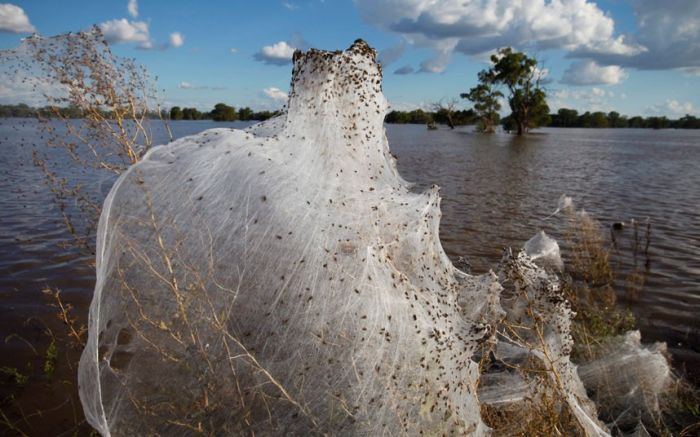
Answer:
0, 103, 103, 119
169, 103, 281, 122
385, 107, 700, 129
4, 103, 699, 129
0, 103, 281, 122
385, 108, 476, 126
547, 109, 700, 129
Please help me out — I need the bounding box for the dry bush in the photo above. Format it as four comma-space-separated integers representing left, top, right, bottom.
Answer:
1, 28, 169, 436
26, 27, 171, 250
481, 376, 584, 437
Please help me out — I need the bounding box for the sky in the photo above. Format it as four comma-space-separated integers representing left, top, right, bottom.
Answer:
1, 0, 699, 117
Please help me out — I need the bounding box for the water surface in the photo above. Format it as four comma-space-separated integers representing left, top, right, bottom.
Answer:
1, 119, 698, 433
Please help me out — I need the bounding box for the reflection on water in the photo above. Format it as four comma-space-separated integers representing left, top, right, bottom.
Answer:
1, 119, 699, 432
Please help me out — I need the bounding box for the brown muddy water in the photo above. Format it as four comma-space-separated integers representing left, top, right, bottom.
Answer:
1, 119, 699, 435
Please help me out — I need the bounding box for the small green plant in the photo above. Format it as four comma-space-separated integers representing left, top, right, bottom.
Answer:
0, 367, 29, 386
43, 339, 58, 379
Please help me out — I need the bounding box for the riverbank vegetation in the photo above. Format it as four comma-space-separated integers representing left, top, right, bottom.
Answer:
169, 103, 281, 121
0, 103, 281, 122
383, 107, 700, 130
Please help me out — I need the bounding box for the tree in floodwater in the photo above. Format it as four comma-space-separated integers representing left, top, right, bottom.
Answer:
461, 80, 502, 133
481, 47, 549, 135
430, 98, 459, 129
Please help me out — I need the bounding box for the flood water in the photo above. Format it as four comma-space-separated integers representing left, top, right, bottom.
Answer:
1, 119, 699, 434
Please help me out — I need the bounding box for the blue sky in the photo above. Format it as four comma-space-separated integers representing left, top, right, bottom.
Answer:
1, 0, 699, 117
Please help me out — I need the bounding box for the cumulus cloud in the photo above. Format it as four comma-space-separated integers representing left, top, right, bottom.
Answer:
647, 100, 696, 116
127, 0, 138, 18
169, 32, 184, 48
574, 0, 700, 71
550, 86, 615, 112
100, 18, 183, 50
356, 0, 641, 73
561, 60, 627, 85
178, 81, 192, 89
263, 87, 288, 102
100, 18, 151, 47
0, 4, 36, 33
254, 41, 297, 65
394, 65, 414, 75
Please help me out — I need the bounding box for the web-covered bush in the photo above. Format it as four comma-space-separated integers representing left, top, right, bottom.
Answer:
79, 41, 669, 436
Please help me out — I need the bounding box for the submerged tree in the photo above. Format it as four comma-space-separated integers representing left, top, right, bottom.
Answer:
430, 98, 461, 129
461, 81, 502, 133
481, 47, 549, 135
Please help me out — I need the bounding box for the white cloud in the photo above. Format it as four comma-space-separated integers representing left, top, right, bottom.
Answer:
575, 0, 700, 71
169, 32, 184, 48
667, 100, 695, 114
550, 86, 615, 112
0, 4, 36, 33
648, 100, 696, 116
229, 48, 238, 54
263, 87, 288, 102
127, 0, 138, 18
100, 18, 151, 47
282, 1, 298, 10
177, 81, 226, 91
254, 41, 297, 65
561, 60, 627, 85
356, 0, 641, 73
0, 70, 67, 106
100, 19, 182, 50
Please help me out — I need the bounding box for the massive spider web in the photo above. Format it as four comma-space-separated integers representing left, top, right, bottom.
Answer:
78, 40, 668, 436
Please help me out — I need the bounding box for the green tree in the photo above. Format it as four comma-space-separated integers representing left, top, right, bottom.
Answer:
461, 83, 502, 133
607, 111, 622, 128
182, 107, 201, 120
407, 109, 433, 124
628, 116, 645, 128
556, 108, 579, 127
676, 114, 700, 129
238, 107, 254, 121
646, 116, 670, 129
590, 111, 609, 128
210, 103, 237, 122
484, 47, 549, 135
578, 111, 592, 127
170, 106, 183, 120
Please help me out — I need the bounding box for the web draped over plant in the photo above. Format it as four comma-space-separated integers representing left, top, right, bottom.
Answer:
78, 41, 671, 436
